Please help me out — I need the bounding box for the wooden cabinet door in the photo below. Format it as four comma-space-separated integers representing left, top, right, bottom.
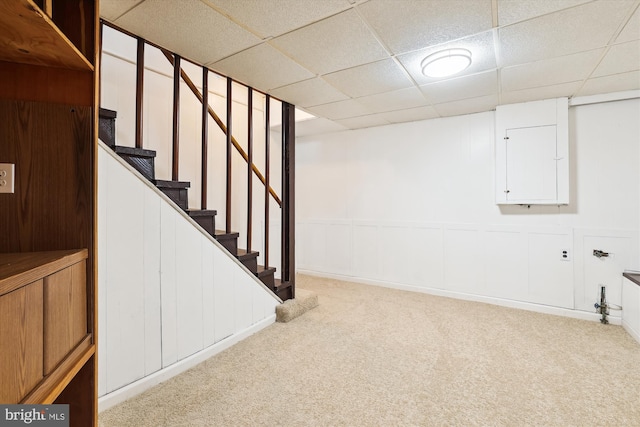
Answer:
0, 280, 44, 403
44, 261, 87, 375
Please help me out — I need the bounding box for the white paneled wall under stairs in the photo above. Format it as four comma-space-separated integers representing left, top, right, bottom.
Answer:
97, 141, 280, 410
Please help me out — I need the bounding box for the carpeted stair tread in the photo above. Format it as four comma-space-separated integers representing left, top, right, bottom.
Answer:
275, 288, 318, 323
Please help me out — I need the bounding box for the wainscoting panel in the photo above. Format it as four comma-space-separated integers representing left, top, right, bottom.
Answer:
408, 225, 444, 290
98, 144, 280, 400
352, 223, 379, 280
305, 222, 328, 273
160, 202, 178, 368
326, 223, 352, 276
379, 224, 412, 285
483, 228, 527, 301
528, 230, 573, 308
443, 227, 482, 294
103, 150, 148, 393
202, 239, 216, 348
297, 219, 638, 319
213, 248, 236, 343
175, 219, 205, 361
143, 188, 162, 376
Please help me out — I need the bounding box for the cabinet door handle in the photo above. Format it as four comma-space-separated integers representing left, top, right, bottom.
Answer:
504, 190, 510, 193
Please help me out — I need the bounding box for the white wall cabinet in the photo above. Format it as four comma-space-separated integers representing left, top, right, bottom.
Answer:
495, 98, 569, 205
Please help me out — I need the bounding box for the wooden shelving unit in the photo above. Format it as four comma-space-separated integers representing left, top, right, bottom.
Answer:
0, 0, 99, 425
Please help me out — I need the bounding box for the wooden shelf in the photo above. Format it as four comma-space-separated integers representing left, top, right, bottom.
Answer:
22, 336, 94, 404
0, 249, 88, 296
0, 0, 93, 71
1, 0, 98, 422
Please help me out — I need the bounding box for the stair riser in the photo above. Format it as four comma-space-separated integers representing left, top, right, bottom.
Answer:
159, 188, 189, 210
216, 237, 237, 255
120, 155, 155, 181
258, 272, 275, 288
191, 216, 215, 236
99, 111, 116, 147
241, 258, 258, 273
276, 286, 293, 301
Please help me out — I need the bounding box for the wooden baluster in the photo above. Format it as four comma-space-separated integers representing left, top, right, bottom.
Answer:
135, 38, 144, 149
172, 55, 180, 181
264, 95, 270, 268
247, 88, 253, 251
225, 78, 232, 233
201, 68, 208, 209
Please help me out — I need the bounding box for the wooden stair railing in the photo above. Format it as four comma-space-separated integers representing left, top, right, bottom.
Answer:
99, 21, 295, 301
161, 49, 282, 206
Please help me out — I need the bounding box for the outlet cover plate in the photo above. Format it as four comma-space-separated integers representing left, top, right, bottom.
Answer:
561, 248, 571, 261
0, 163, 15, 193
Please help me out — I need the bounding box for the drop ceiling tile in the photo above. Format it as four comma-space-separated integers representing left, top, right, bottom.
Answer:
306, 99, 371, 120
336, 114, 391, 130
270, 10, 388, 75
203, 0, 351, 39
355, 87, 428, 114
211, 44, 314, 92
501, 48, 604, 92
434, 94, 498, 117
499, 0, 634, 67
358, 0, 493, 54
397, 31, 497, 86
295, 117, 349, 137
420, 70, 497, 104
270, 78, 349, 107
497, 0, 591, 26
323, 59, 413, 98
617, 5, 640, 43
592, 40, 640, 77
500, 81, 582, 104
115, 0, 261, 65
380, 106, 440, 124
577, 70, 640, 96
101, 0, 145, 21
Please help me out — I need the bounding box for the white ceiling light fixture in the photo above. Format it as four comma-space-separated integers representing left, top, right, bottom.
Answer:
421, 48, 472, 78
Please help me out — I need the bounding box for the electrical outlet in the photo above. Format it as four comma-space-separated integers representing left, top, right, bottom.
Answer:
560, 249, 571, 261
0, 163, 15, 193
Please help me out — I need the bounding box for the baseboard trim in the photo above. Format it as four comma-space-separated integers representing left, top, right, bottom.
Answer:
98, 314, 276, 412
298, 270, 622, 325
622, 319, 640, 344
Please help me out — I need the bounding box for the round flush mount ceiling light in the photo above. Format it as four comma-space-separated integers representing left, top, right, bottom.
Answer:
421, 48, 472, 78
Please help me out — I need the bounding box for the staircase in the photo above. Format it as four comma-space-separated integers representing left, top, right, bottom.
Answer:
99, 108, 292, 300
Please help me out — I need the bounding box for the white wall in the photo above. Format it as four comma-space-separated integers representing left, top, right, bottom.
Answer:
97, 143, 280, 410
296, 97, 640, 320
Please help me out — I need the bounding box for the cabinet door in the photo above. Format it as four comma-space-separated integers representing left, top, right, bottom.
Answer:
505, 125, 557, 202
44, 261, 87, 375
0, 281, 44, 403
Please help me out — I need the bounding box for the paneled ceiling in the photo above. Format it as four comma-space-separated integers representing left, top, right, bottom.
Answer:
101, 0, 640, 136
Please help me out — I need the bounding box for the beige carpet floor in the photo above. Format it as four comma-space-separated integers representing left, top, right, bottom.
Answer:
99, 274, 640, 426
